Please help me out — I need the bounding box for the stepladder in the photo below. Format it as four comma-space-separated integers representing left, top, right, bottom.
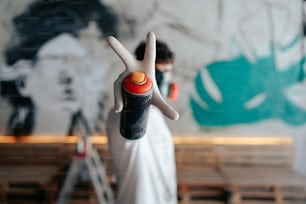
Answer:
57, 137, 114, 204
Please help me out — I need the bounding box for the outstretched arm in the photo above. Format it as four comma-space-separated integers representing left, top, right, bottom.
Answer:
107, 31, 179, 120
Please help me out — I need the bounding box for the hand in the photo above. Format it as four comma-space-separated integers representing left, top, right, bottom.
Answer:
107, 31, 179, 120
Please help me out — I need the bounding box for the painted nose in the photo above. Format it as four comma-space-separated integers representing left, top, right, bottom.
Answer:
60, 75, 73, 85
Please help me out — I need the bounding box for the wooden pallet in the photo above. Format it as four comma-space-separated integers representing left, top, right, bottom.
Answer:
178, 182, 229, 204
218, 141, 306, 204
217, 144, 293, 168
0, 142, 69, 203
223, 167, 306, 204
174, 137, 306, 204
1, 136, 305, 204
176, 143, 228, 204
229, 185, 306, 204
0, 140, 114, 204
0, 166, 57, 204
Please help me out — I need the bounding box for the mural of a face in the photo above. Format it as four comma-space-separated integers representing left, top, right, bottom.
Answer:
0, 34, 93, 136
0, 0, 118, 136
22, 59, 85, 135
28, 34, 89, 135
25, 58, 82, 114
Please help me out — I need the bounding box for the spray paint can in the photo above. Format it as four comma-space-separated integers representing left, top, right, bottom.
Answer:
120, 72, 153, 140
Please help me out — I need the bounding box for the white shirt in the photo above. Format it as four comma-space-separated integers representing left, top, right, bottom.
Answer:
106, 106, 177, 204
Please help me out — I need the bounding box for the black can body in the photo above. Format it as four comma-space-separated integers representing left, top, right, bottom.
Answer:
120, 87, 152, 140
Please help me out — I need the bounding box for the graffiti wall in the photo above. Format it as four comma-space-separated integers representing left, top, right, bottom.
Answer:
0, 0, 305, 140
1, 0, 306, 174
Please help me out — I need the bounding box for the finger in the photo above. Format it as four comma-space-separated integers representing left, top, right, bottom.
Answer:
113, 71, 130, 113
143, 31, 156, 75
151, 85, 180, 120
107, 36, 137, 70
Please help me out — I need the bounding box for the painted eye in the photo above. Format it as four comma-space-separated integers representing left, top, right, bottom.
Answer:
63, 77, 73, 85
59, 72, 73, 85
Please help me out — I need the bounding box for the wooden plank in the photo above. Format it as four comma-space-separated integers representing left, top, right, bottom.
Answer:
228, 181, 306, 204
178, 201, 225, 204
177, 169, 227, 186
223, 167, 306, 187
0, 166, 57, 184
178, 185, 228, 204
0, 135, 293, 145
178, 200, 226, 204
0, 182, 8, 204
235, 202, 275, 204
175, 144, 219, 173
0, 144, 67, 166
218, 144, 293, 169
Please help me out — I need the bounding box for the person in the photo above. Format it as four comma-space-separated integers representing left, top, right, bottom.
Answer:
106, 32, 179, 204
134, 40, 178, 101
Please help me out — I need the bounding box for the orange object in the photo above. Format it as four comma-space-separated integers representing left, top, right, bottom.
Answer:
168, 82, 179, 101
123, 72, 152, 94
130, 72, 146, 84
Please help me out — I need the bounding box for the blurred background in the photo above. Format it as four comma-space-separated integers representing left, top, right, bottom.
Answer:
1, 0, 306, 203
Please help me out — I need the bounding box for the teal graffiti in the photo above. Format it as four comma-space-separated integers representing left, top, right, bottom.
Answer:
190, 35, 306, 127
278, 35, 302, 51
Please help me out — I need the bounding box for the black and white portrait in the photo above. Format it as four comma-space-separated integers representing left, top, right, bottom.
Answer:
0, 0, 118, 136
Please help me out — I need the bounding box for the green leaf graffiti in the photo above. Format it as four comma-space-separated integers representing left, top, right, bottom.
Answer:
190, 36, 306, 127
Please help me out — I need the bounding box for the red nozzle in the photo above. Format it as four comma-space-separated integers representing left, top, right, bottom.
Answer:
123, 72, 152, 94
